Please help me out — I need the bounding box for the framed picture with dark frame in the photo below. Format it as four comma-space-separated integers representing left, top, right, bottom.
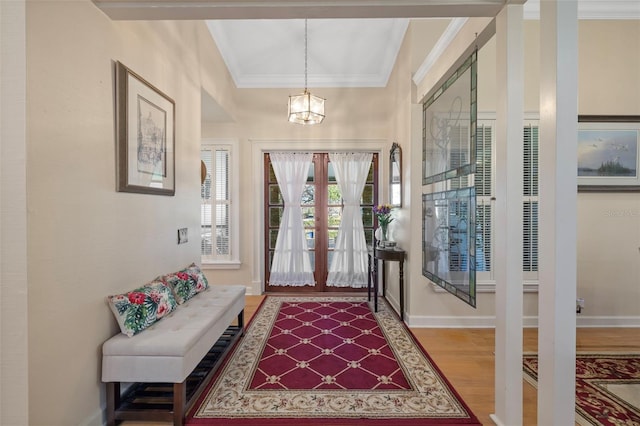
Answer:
115, 61, 175, 196
578, 115, 640, 192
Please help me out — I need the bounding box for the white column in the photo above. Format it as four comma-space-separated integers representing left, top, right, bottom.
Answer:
1, 1, 29, 425
491, 4, 524, 426
538, 1, 578, 425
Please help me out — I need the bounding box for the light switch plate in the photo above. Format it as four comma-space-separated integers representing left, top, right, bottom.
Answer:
178, 228, 188, 244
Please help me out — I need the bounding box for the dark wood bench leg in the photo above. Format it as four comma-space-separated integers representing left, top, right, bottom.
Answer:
106, 382, 120, 426
237, 310, 244, 329
173, 382, 186, 426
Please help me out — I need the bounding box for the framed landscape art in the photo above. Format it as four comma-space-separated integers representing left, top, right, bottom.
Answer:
577, 115, 640, 192
115, 61, 175, 195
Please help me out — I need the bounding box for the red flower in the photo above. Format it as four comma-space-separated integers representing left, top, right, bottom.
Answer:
128, 292, 146, 305
157, 302, 168, 318
177, 272, 190, 281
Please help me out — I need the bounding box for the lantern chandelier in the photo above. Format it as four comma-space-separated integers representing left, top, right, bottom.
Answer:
288, 19, 325, 125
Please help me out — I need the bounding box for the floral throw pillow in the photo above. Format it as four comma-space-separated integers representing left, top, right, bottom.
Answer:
161, 263, 209, 304
107, 281, 177, 337
183, 262, 209, 292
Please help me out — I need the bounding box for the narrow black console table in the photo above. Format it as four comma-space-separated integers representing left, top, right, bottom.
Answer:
367, 245, 406, 321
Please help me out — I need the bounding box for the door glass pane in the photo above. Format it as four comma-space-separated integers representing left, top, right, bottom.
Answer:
366, 163, 374, 182
328, 207, 342, 228
268, 162, 277, 183
269, 207, 283, 227
302, 185, 315, 205
306, 230, 315, 249
361, 184, 373, 205
269, 229, 279, 249
364, 229, 374, 246
328, 184, 341, 204
361, 206, 373, 227
269, 185, 283, 205
302, 207, 315, 228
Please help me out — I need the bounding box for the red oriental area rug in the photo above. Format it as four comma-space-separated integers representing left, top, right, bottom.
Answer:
523, 353, 640, 426
188, 296, 481, 425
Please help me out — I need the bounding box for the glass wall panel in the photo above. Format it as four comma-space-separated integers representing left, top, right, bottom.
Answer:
422, 185, 476, 306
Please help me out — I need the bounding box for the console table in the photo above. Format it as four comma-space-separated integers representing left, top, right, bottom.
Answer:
367, 245, 406, 321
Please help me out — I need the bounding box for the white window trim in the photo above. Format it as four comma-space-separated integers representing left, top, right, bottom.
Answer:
201, 138, 241, 270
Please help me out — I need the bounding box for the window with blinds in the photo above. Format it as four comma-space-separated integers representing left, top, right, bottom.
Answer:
474, 120, 540, 281
475, 124, 493, 274
523, 124, 539, 274
201, 145, 232, 261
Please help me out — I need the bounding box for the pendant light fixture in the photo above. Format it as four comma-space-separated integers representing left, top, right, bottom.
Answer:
288, 19, 325, 125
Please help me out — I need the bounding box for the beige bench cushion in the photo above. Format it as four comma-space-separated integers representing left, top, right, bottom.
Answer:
102, 284, 245, 383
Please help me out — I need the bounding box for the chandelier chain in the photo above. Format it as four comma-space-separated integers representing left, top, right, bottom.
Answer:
304, 19, 308, 90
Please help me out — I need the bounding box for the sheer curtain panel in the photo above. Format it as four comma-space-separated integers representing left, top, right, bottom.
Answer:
327, 152, 373, 287
269, 152, 315, 286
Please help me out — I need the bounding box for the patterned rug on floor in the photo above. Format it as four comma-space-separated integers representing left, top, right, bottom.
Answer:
187, 296, 481, 425
523, 353, 640, 426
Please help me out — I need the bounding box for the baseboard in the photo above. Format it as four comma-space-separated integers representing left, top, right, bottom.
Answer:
383, 293, 401, 320
406, 315, 640, 328
406, 314, 498, 328
576, 315, 640, 327
248, 281, 261, 295
79, 407, 103, 426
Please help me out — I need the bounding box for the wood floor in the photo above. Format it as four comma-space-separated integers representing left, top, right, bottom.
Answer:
121, 295, 640, 426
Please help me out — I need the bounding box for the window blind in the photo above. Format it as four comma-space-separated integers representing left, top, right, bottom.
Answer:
522, 124, 539, 273
201, 146, 231, 260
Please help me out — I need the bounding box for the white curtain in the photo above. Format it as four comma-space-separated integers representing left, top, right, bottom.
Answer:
327, 152, 373, 287
269, 152, 315, 286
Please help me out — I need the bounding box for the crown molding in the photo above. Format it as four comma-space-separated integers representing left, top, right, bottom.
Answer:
412, 17, 467, 86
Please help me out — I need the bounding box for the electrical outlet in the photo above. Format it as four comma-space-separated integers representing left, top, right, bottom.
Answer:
178, 228, 188, 244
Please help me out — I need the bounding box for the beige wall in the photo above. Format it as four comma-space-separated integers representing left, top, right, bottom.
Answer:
25, 1, 236, 424
380, 23, 413, 313
1, 1, 29, 425
17, 4, 640, 425
576, 21, 640, 319
410, 19, 640, 323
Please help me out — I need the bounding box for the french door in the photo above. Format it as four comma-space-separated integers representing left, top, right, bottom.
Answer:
264, 152, 378, 292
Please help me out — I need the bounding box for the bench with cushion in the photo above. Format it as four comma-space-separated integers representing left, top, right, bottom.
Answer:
102, 263, 245, 426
